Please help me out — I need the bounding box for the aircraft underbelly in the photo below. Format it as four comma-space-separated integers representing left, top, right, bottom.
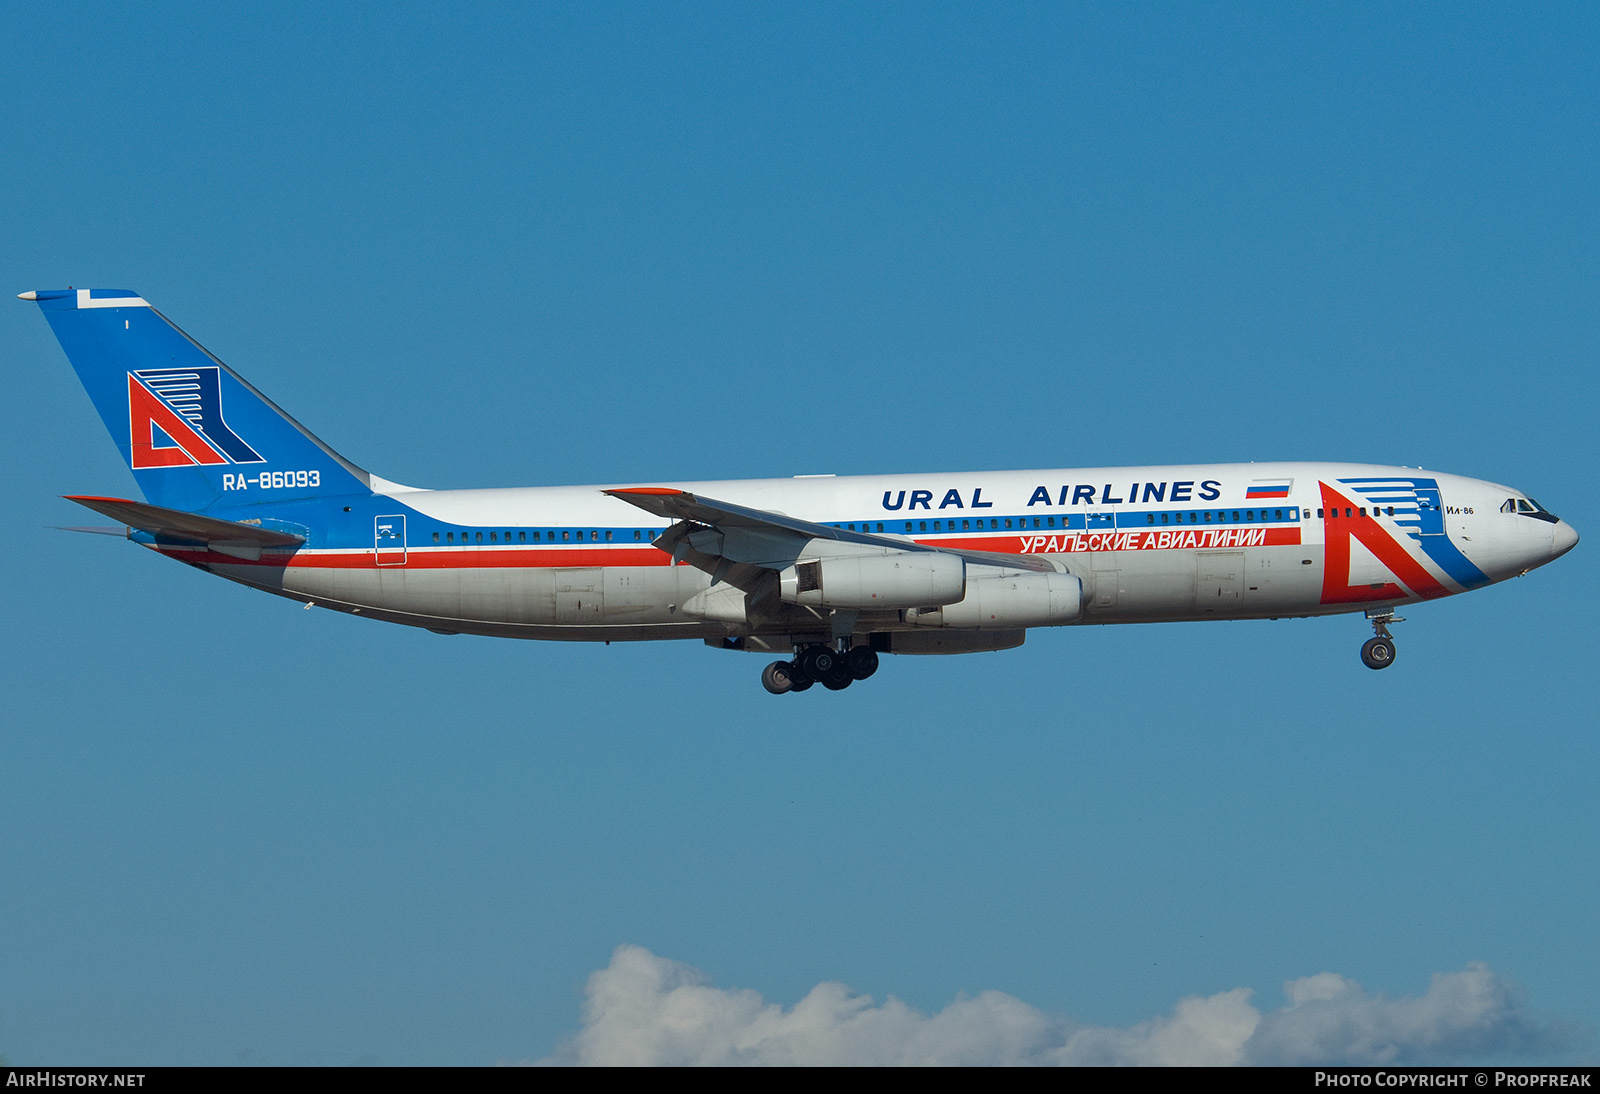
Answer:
256, 543, 1341, 634
1076, 544, 1328, 622
276, 562, 697, 627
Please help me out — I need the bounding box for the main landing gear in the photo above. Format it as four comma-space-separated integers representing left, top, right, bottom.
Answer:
1360, 610, 1404, 670
761, 643, 880, 695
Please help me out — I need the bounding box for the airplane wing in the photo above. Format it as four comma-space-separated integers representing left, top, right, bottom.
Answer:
64, 495, 306, 559
604, 487, 1060, 580
605, 487, 936, 548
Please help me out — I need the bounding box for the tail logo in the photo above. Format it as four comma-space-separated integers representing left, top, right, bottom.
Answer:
127, 368, 264, 469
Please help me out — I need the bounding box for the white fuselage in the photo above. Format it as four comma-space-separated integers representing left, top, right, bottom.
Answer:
168, 461, 1575, 651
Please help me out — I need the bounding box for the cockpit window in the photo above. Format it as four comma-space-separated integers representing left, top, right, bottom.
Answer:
1507, 497, 1560, 522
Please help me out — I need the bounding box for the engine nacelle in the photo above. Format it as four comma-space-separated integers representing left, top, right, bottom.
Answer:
779, 552, 967, 610
904, 571, 1082, 629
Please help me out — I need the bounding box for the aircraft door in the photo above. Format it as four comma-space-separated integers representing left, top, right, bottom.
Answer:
555, 568, 604, 622
1085, 503, 1119, 611
375, 515, 407, 566
1414, 486, 1445, 536
1194, 551, 1244, 610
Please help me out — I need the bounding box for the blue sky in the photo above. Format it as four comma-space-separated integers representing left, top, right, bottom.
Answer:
2, 3, 1595, 1065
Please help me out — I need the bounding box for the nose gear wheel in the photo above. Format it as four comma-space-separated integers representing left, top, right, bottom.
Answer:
1360, 610, 1404, 671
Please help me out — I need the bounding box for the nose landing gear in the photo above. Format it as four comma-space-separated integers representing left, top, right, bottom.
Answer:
760, 642, 881, 694
1361, 610, 1403, 670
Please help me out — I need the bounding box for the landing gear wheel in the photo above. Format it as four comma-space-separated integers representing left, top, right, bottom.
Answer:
822, 673, 853, 691
845, 645, 879, 681
1361, 637, 1397, 670
761, 660, 796, 694
789, 672, 814, 692
1361, 610, 1404, 670
799, 646, 839, 680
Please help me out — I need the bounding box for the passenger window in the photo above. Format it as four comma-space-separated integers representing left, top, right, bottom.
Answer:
433, 532, 440, 543
562, 531, 570, 542
475, 532, 482, 543
490, 532, 498, 542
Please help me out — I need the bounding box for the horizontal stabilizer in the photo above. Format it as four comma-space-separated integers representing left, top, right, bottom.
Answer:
64, 495, 305, 559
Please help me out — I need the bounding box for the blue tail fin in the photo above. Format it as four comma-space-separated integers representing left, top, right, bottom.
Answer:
23, 288, 372, 512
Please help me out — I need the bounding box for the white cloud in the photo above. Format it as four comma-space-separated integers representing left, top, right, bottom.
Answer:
1245, 965, 1556, 1066
535, 946, 1570, 1066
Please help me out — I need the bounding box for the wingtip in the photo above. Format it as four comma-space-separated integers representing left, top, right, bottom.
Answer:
17, 290, 37, 301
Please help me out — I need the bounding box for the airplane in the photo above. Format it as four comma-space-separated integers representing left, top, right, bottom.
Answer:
22, 287, 1579, 694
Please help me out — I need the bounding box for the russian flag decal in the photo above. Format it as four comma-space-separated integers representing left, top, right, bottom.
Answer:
1245, 478, 1292, 500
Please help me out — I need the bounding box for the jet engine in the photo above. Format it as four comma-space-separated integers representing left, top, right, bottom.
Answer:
778, 552, 967, 610
903, 570, 1082, 629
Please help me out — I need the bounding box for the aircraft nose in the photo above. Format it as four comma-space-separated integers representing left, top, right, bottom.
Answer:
1551, 519, 1579, 560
